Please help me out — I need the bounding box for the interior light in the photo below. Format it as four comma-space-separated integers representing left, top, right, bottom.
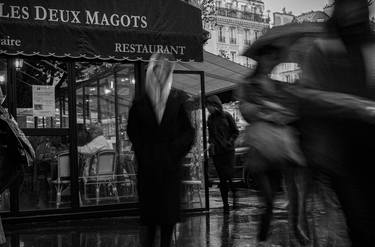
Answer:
0, 75, 5, 83
131, 79, 135, 84
104, 88, 111, 95
14, 58, 24, 71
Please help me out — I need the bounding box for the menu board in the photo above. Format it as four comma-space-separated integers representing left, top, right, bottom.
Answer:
32, 85, 55, 117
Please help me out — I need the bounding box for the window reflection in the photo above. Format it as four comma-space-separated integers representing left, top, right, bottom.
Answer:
76, 62, 137, 206
15, 59, 69, 129
20, 136, 71, 211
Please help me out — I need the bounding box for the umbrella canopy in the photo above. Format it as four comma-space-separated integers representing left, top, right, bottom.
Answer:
243, 22, 327, 63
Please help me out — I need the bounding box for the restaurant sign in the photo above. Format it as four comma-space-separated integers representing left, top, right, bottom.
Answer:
0, 0, 203, 62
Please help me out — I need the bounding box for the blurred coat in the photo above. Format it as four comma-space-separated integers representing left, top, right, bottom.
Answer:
0, 106, 35, 194
127, 89, 195, 225
298, 36, 375, 246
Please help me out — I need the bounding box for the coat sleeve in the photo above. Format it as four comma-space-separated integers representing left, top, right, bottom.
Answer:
207, 116, 213, 144
127, 101, 141, 153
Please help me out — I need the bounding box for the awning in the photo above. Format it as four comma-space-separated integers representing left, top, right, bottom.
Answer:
174, 51, 250, 96
0, 0, 203, 62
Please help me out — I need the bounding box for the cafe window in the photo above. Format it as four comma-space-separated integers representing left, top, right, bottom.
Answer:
15, 59, 69, 129
75, 62, 137, 207
19, 135, 71, 211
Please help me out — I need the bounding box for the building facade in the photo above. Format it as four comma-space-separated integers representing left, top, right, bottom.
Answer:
204, 0, 270, 67
270, 10, 329, 83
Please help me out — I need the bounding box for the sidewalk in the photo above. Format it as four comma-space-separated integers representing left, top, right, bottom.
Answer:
2, 188, 293, 247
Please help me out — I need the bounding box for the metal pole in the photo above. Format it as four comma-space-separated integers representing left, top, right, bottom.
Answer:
67, 62, 79, 208
199, 71, 210, 211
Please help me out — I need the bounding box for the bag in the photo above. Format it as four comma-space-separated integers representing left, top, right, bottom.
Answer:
245, 122, 306, 168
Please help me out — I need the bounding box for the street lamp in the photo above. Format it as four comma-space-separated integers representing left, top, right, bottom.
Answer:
14, 58, 24, 71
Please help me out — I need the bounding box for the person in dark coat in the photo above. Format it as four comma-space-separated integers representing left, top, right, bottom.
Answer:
298, 0, 375, 245
127, 53, 195, 247
206, 95, 239, 212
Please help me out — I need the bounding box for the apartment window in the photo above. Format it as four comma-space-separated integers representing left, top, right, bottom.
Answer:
219, 50, 228, 59
241, 5, 247, 12
254, 30, 260, 40
218, 25, 225, 43
226, 3, 232, 9
231, 51, 236, 61
229, 27, 236, 44
244, 29, 250, 45
215, 1, 221, 8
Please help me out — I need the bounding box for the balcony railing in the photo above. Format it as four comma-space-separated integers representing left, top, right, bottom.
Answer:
216, 7, 269, 23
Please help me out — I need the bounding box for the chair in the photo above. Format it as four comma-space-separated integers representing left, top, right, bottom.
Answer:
82, 150, 119, 205
181, 180, 203, 208
51, 151, 70, 208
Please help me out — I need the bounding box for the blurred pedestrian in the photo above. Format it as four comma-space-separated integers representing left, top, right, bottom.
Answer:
206, 95, 239, 212
0, 86, 35, 244
238, 48, 309, 244
127, 53, 195, 247
297, 0, 375, 245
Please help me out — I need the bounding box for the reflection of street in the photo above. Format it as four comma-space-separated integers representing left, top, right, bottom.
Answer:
2, 188, 349, 247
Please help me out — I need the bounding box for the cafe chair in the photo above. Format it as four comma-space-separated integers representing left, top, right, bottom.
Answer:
51, 151, 70, 208
181, 180, 203, 208
82, 149, 119, 205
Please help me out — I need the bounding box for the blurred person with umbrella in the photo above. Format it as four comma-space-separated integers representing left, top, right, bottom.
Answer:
293, 0, 375, 245
239, 17, 355, 245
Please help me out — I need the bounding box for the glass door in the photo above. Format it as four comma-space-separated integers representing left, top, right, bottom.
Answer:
173, 71, 209, 211
75, 62, 137, 207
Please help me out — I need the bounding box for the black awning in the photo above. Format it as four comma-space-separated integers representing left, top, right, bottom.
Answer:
0, 0, 203, 62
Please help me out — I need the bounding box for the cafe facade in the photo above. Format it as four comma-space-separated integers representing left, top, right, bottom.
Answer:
0, 0, 209, 222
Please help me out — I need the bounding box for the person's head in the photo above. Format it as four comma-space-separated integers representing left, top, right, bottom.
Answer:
88, 124, 104, 139
146, 53, 176, 88
329, 0, 370, 42
206, 95, 223, 114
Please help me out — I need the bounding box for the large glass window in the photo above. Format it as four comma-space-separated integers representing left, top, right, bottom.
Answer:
15, 59, 69, 129
19, 135, 71, 210
76, 62, 137, 206
14, 58, 72, 211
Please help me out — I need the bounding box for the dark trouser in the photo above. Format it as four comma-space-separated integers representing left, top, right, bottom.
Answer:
212, 151, 236, 207
333, 175, 375, 247
143, 224, 175, 247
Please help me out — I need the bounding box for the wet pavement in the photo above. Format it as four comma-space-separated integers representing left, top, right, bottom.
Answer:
1, 187, 298, 247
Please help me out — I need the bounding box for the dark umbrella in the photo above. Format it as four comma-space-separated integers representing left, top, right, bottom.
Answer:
242, 22, 327, 63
